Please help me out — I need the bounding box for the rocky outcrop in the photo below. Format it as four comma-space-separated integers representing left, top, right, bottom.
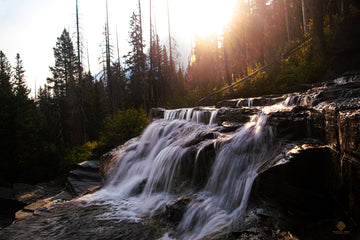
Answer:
216, 95, 286, 108
66, 160, 101, 196
147, 80, 360, 225
0, 182, 72, 227
0, 200, 160, 240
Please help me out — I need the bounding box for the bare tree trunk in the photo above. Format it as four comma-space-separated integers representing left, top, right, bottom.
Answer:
283, 0, 291, 42
149, 0, 154, 107
167, 0, 174, 90
76, 0, 82, 78
76, 0, 87, 143
301, 0, 308, 34
138, 0, 147, 111
116, 27, 125, 109
105, 0, 114, 115
242, 25, 248, 75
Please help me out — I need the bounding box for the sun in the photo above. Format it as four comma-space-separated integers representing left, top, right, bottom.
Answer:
172, 0, 236, 37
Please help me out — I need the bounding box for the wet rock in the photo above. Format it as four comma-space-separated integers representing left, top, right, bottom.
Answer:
14, 209, 33, 221
338, 109, 360, 156
215, 95, 285, 108
268, 107, 325, 141
0, 201, 161, 240
23, 199, 52, 211
216, 99, 242, 108
251, 145, 342, 220
50, 190, 73, 202
216, 107, 259, 125
219, 121, 243, 133
13, 182, 63, 205
191, 142, 216, 189
182, 131, 217, 147
151, 195, 193, 227
310, 82, 360, 106
150, 107, 165, 121
66, 160, 101, 196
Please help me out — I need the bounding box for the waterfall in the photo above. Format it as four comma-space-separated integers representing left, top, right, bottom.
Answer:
84, 109, 278, 240
177, 114, 275, 239
248, 98, 253, 107
164, 107, 217, 125
209, 110, 218, 125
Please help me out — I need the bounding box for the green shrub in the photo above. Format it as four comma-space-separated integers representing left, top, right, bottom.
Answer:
64, 141, 103, 166
100, 108, 149, 149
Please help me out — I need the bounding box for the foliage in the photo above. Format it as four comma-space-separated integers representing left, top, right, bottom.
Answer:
100, 108, 148, 149
64, 141, 103, 166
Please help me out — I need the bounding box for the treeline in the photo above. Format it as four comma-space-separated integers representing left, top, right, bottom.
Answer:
0, 51, 61, 185
0, 1, 186, 185
186, 0, 360, 104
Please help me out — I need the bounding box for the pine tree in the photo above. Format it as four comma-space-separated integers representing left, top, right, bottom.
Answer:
13, 53, 29, 97
0, 50, 16, 183
47, 29, 81, 146
126, 12, 147, 109
0, 50, 13, 95
48, 29, 79, 98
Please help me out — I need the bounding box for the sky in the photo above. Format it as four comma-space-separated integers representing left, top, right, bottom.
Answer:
0, 0, 236, 96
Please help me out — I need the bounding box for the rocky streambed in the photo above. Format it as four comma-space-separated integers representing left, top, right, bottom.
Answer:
1, 76, 360, 240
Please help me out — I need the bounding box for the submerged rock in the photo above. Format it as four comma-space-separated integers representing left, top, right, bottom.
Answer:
151, 195, 193, 228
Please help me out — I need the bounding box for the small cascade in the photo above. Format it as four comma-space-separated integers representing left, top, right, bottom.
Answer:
84, 110, 278, 240
283, 94, 301, 106
164, 108, 217, 125
248, 98, 253, 107
177, 114, 275, 240
191, 110, 202, 123
209, 110, 218, 125
186, 108, 193, 121
333, 73, 360, 84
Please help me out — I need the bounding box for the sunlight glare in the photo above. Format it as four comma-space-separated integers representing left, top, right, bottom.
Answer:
174, 0, 236, 37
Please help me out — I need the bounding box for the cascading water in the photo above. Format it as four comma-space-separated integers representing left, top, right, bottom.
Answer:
176, 114, 276, 240
82, 106, 279, 240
